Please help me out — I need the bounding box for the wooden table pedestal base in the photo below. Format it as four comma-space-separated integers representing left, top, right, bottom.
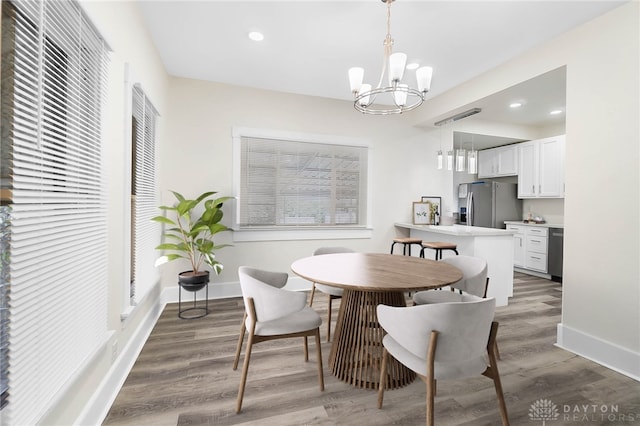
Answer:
328, 289, 416, 390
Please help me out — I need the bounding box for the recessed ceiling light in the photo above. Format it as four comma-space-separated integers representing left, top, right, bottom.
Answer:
406, 62, 419, 70
550, 109, 563, 115
509, 102, 522, 108
248, 31, 264, 42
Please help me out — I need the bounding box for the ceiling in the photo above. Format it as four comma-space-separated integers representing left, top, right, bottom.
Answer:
136, 1, 625, 129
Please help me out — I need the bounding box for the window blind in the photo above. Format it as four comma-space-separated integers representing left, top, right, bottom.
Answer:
130, 85, 159, 302
239, 136, 368, 227
0, 1, 109, 424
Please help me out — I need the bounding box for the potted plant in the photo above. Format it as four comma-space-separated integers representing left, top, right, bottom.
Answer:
152, 190, 232, 291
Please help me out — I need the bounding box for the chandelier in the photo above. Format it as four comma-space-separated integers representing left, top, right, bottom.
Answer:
348, 0, 433, 115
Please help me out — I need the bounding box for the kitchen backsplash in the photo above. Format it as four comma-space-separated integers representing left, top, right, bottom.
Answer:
522, 198, 564, 224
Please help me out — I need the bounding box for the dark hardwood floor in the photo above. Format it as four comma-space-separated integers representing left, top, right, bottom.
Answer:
104, 273, 640, 425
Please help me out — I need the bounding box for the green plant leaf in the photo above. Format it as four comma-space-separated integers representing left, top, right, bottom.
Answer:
151, 216, 176, 225
170, 190, 186, 202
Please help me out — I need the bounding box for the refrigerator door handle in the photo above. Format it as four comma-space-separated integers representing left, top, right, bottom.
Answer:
467, 192, 473, 226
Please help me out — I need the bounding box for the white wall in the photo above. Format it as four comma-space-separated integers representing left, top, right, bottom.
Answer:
158, 78, 447, 287
413, 1, 640, 378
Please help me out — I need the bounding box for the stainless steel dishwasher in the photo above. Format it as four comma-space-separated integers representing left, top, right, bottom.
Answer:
548, 227, 564, 282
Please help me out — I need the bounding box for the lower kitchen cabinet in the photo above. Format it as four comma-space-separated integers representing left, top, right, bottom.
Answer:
507, 224, 526, 267
507, 224, 548, 273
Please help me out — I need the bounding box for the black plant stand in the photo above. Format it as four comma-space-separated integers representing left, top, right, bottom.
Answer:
178, 282, 209, 319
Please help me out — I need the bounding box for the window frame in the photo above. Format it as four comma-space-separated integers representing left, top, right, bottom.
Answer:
120, 63, 161, 320
231, 126, 373, 242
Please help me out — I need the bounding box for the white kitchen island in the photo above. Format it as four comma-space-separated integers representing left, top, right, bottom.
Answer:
394, 223, 516, 306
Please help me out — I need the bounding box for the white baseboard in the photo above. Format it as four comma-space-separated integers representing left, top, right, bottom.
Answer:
162, 276, 314, 304
556, 323, 640, 381
76, 296, 166, 425
77, 275, 314, 425
514, 267, 551, 280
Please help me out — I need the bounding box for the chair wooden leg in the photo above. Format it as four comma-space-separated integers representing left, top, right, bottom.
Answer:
236, 331, 254, 413
426, 330, 438, 426
426, 376, 435, 426
327, 295, 333, 342
377, 348, 389, 409
309, 284, 317, 306
484, 322, 510, 426
304, 336, 309, 362
233, 312, 247, 370
315, 329, 324, 391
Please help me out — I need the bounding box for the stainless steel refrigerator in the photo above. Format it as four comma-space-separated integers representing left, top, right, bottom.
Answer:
458, 181, 522, 228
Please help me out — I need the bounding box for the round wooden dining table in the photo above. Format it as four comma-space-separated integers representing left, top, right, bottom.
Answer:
291, 252, 463, 390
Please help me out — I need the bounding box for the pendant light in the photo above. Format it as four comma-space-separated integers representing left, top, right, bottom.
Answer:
455, 145, 466, 172
436, 125, 443, 169
467, 135, 477, 174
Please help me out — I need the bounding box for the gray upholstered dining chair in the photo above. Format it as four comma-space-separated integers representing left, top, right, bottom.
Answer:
376, 296, 509, 426
413, 255, 488, 304
233, 267, 289, 370
412, 255, 501, 359
308, 246, 355, 342
235, 266, 324, 413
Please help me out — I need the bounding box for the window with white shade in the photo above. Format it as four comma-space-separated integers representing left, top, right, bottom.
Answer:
129, 85, 160, 304
0, 1, 109, 423
232, 127, 371, 241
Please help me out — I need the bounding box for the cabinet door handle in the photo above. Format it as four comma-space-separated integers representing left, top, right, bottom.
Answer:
531, 256, 541, 260
532, 184, 535, 193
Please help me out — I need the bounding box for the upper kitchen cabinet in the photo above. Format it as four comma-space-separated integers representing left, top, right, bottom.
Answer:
518, 135, 565, 198
477, 144, 519, 178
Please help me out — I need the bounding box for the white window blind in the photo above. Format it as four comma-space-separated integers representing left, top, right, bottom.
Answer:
130, 85, 159, 303
238, 133, 368, 228
0, 1, 109, 424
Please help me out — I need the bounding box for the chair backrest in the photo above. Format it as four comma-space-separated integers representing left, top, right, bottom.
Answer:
238, 266, 305, 323
440, 255, 488, 298
313, 246, 355, 256
238, 266, 288, 289
378, 296, 495, 366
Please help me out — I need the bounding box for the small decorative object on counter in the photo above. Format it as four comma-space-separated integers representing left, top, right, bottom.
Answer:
523, 212, 546, 224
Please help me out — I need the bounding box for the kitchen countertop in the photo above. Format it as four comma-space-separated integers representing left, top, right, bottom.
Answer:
395, 222, 516, 237
504, 221, 564, 228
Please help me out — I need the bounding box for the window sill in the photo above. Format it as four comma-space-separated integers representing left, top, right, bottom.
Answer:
231, 226, 373, 242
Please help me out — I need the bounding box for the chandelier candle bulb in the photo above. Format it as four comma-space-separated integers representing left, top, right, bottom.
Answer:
348, 67, 364, 93
437, 150, 444, 170
389, 52, 407, 82
416, 66, 433, 93
358, 84, 372, 106
394, 84, 408, 106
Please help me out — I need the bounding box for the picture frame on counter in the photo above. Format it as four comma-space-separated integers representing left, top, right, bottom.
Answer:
413, 196, 441, 225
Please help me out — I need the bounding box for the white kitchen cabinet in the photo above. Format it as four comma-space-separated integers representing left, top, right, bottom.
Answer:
506, 224, 525, 267
524, 226, 548, 272
507, 224, 549, 273
518, 135, 565, 198
477, 145, 519, 178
